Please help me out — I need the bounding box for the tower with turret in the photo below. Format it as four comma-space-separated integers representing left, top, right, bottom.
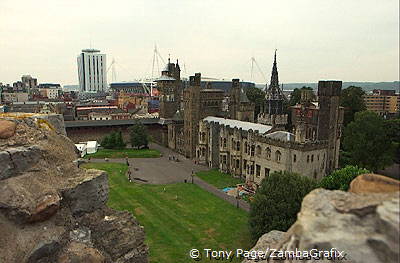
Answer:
155, 58, 182, 119
229, 79, 255, 122
257, 51, 288, 127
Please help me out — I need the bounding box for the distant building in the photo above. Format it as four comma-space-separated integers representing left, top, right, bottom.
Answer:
1, 92, 29, 103
364, 89, 399, 117
77, 49, 107, 93
38, 83, 62, 99
21, 75, 38, 91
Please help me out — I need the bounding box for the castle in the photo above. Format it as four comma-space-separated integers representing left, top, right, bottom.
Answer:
156, 53, 343, 187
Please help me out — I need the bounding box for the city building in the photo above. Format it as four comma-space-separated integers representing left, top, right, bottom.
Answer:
38, 83, 62, 99
21, 75, 38, 91
364, 89, 400, 118
77, 49, 107, 93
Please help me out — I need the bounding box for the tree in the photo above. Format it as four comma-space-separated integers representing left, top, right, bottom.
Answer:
130, 121, 148, 149
289, 86, 315, 106
249, 171, 317, 241
319, 165, 370, 191
384, 118, 400, 163
342, 111, 394, 171
115, 131, 126, 149
340, 86, 366, 126
245, 86, 266, 117
101, 135, 111, 149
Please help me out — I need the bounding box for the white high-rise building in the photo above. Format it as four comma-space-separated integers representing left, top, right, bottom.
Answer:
77, 49, 107, 92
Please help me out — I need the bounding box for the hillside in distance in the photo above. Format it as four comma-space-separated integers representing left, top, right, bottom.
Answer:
256, 81, 399, 92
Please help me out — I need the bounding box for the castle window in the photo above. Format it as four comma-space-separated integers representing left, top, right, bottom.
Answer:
256, 145, 262, 157
223, 138, 227, 148
266, 147, 271, 159
311, 155, 314, 162
236, 159, 240, 169
236, 141, 240, 151
293, 154, 297, 163
307, 155, 310, 163
275, 151, 281, 163
256, 165, 261, 177
244, 142, 248, 153
251, 145, 255, 157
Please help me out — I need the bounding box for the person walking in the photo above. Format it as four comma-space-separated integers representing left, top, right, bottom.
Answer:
128, 170, 132, 182
125, 156, 129, 166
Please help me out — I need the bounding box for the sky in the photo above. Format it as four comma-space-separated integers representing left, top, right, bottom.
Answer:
0, 0, 399, 86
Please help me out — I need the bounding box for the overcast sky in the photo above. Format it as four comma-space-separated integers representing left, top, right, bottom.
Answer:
0, 0, 399, 86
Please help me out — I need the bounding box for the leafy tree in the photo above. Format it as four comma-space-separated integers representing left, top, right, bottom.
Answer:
342, 111, 394, 171
115, 131, 126, 149
289, 86, 315, 106
249, 171, 317, 241
130, 121, 148, 149
245, 86, 266, 117
384, 118, 400, 163
340, 86, 366, 126
101, 135, 111, 149
319, 165, 370, 191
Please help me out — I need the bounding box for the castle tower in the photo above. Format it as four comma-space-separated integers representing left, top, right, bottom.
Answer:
183, 73, 201, 158
156, 58, 181, 119
317, 80, 343, 174
229, 79, 255, 122
257, 50, 288, 127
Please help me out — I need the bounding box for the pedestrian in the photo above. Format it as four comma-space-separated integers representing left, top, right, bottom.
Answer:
128, 170, 132, 182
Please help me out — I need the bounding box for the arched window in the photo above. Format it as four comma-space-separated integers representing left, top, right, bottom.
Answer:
223, 138, 227, 148
256, 145, 262, 156
250, 145, 255, 157
244, 142, 248, 153
293, 154, 297, 163
236, 141, 240, 151
276, 150, 282, 162
265, 147, 271, 159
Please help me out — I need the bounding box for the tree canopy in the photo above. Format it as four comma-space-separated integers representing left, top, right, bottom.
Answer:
342, 111, 394, 171
289, 86, 315, 106
245, 86, 266, 117
101, 131, 126, 149
340, 86, 366, 126
130, 121, 149, 149
249, 171, 317, 241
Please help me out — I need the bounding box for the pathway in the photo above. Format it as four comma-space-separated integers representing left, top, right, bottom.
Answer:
88, 143, 250, 212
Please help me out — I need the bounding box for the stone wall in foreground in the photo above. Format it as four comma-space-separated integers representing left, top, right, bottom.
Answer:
0, 113, 148, 263
243, 174, 399, 263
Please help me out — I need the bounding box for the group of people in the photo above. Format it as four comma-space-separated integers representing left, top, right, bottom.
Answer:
168, 155, 180, 162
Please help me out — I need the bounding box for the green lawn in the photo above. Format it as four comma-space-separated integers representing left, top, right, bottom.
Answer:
196, 169, 245, 189
82, 163, 251, 263
84, 148, 161, 159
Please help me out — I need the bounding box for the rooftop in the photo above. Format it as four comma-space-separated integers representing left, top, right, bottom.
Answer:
203, 116, 272, 133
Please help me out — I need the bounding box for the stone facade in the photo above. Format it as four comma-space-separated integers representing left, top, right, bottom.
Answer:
183, 73, 224, 158
229, 79, 255, 122
156, 59, 182, 119
197, 80, 344, 186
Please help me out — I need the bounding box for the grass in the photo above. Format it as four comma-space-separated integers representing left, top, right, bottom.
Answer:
84, 148, 161, 159
196, 169, 245, 189
82, 163, 251, 263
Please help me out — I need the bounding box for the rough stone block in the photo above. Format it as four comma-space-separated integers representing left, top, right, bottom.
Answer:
62, 169, 109, 216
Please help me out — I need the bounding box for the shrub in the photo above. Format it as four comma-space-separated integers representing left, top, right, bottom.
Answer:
319, 165, 370, 191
